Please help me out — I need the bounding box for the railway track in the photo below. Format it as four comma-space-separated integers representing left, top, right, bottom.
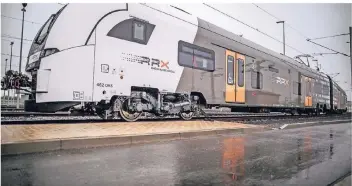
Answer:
1, 112, 283, 125
1, 111, 71, 116
1, 111, 350, 125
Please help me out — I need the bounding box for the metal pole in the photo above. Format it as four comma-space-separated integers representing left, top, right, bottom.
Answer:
17, 4, 26, 109
10, 42, 13, 70
19, 6, 25, 75
3, 59, 8, 104
8, 42, 13, 107
4, 59, 8, 75
276, 21, 285, 55
283, 22, 285, 55
350, 27, 352, 95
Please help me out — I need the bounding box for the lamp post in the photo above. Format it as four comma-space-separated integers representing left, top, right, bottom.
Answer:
19, 3, 27, 75
276, 21, 285, 55
4, 58, 8, 75
349, 27, 351, 95
3, 59, 8, 104
17, 3, 27, 109
8, 42, 14, 106
10, 42, 14, 70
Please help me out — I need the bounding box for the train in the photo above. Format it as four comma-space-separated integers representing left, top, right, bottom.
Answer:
24, 3, 348, 121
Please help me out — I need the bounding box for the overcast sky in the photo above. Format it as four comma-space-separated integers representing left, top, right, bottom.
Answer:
1, 3, 351, 99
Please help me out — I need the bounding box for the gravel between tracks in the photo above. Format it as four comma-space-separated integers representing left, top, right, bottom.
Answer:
1, 112, 350, 128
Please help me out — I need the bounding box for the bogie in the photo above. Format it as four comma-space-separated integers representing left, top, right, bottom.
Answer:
92, 87, 201, 122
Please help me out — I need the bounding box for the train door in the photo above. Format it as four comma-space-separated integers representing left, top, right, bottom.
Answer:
225, 50, 246, 103
303, 76, 313, 107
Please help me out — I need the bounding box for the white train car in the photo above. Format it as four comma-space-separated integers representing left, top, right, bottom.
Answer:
26, 3, 203, 121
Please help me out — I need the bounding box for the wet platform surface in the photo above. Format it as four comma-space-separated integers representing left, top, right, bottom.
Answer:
1, 120, 259, 144
2, 123, 351, 186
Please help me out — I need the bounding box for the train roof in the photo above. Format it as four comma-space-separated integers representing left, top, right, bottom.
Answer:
196, 17, 327, 78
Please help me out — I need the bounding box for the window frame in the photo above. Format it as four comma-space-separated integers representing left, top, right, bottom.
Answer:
268, 65, 279, 73
177, 40, 215, 72
227, 55, 235, 85
237, 58, 245, 87
251, 70, 262, 89
132, 19, 147, 44
293, 82, 301, 95
35, 14, 55, 45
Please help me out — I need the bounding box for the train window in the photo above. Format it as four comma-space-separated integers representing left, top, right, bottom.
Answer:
238, 59, 244, 87
306, 80, 311, 96
227, 56, 234, 85
293, 82, 301, 95
178, 40, 215, 72
322, 84, 329, 95
35, 15, 54, 44
107, 18, 155, 45
314, 82, 322, 94
133, 21, 146, 42
268, 65, 279, 73
251, 71, 262, 89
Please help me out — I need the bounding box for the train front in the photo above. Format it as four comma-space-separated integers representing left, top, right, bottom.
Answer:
25, 5, 71, 112
25, 4, 129, 112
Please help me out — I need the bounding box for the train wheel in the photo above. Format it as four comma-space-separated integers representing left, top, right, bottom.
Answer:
297, 110, 302, 115
119, 99, 142, 122
179, 111, 194, 120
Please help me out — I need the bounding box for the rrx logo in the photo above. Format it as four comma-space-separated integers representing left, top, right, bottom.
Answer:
137, 56, 169, 69
121, 53, 175, 73
274, 77, 289, 85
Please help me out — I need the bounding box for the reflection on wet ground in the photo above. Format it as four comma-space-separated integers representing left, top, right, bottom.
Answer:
2, 123, 351, 186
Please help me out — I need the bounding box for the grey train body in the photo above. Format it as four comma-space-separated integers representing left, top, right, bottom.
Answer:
177, 18, 347, 114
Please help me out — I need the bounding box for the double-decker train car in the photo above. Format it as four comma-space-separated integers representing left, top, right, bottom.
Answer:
24, 3, 347, 121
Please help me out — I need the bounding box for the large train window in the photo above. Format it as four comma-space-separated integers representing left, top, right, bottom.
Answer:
178, 40, 215, 72
314, 82, 322, 94
227, 56, 234, 85
238, 59, 244, 87
251, 71, 262, 89
107, 18, 155, 45
293, 82, 301, 95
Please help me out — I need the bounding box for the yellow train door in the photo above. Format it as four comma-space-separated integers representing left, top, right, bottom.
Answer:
304, 76, 313, 107
236, 53, 246, 103
225, 50, 246, 103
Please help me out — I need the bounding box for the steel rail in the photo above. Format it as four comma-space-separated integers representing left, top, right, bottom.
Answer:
1, 112, 349, 125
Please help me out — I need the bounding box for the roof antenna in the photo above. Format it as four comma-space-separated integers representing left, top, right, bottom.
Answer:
294, 54, 313, 67
313, 59, 319, 71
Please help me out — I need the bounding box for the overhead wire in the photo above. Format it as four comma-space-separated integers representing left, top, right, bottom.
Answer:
306, 39, 350, 57
1, 53, 28, 59
309, 33, 349, 41
203, 3, 306, 55
1, 38, 32, 45
251, 3, 325, 56
1, 34, 33, 42
1, 15, 43, 25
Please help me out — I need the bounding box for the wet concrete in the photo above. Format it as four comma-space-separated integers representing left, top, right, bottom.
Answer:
2, 123, 351, 186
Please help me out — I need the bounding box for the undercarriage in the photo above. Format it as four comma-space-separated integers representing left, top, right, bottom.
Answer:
71, 89, 202, 122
